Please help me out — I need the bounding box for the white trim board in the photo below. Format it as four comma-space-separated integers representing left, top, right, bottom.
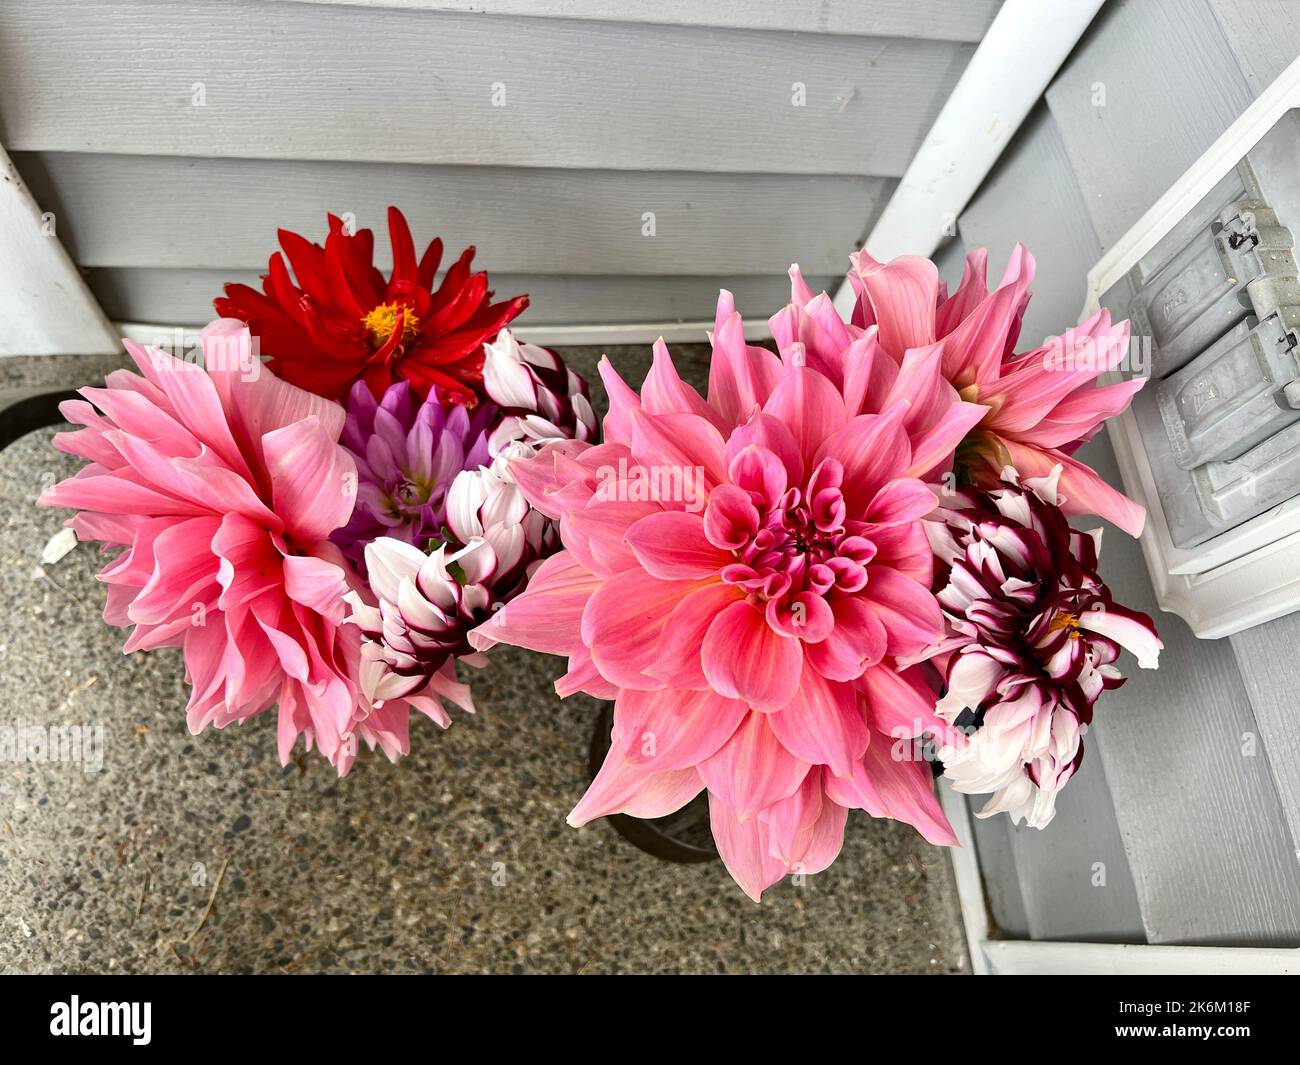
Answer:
831, 0, 1104, 317
941, 783, 1300, 975
983, 940, 1300, 976
1083, 54, 1300, 638
939, 783, 991, 975
0, 144, 118, 356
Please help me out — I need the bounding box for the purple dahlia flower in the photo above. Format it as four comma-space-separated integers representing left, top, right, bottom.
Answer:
920, 466, 1162, 828
338, 329, 600, 716
331, 380, 494, 573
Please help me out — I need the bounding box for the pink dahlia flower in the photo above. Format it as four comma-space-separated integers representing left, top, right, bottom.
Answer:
38, 320, 447, 774
847, 245, 1147, 537
473, 288, 984, 900
918, 466, 1162, 827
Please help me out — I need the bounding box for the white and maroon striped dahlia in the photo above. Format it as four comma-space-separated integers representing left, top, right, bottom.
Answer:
921, 466, 1161, 828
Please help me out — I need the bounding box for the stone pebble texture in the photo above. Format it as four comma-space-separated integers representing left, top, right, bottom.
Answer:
0, 342, 968, 974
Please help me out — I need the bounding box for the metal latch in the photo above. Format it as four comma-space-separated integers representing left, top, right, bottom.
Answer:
1156, 313, 1300, 469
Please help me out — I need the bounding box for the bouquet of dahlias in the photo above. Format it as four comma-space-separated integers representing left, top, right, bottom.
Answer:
39, 209, 1162, 901
40, 209, 596, 774
473, 245, 1162, 900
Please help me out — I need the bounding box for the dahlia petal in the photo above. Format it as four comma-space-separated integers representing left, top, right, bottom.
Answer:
762, 364, 847, 472
708, 791, 790, 904
999, 439, 1146, 537
825, 736, 957, 846
562, 500, 660, 577
1012, 377, 1145, 450
724, 410, 803, 487
126, 517, 221, 625
707, 295, 782, 427
702, 483, 760, 550
483, 333, 537, 407
40, 467, 209, 518
1077, 604, 1162, 669
883, 344, 951, 436
701, 600, 803, 712
646, 580, 745, 689
761, 767, 824, 866
252, 607, 311, 683
698, 710, 810, 822
625, 511, 731, 579
935, 256, 1034, 388
362, 535, 426, 604
935, 247, 988, 337
850, 253, 939, 358
935, 649, 1004, 721
597, 357, 643, 445
567, 747, 702, 827
798, 293, 856, 378
864, 477, 936, 526
860, 663, 947, 742
618, 686, 749, 771
767, 664, 868, 777
803, 596, 888, 681
798, 794, 849, 875
262, 416, 358, 543
862, 567, 943, 657
643, 338, 727, 430
982, 313, 1131, 433
906, 399, 988, 481
281, 553, 348, 619
813, 406, 911, 515
507, 439, 595, 519
469, 550, 598, 655
839, 330, 893, 419
203, 319, 346, 443
107, 430, 278, 526
555, 644, 621, 700
628, 408, 728, 489
580, 568, 701, 690
727, 444, 788, 509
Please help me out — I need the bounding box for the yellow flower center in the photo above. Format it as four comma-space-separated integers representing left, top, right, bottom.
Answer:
1048, 612, 1081, 639
362, 302, 421, 348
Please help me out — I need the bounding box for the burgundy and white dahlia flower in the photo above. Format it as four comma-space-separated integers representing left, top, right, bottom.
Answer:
921, 467, 1162, 827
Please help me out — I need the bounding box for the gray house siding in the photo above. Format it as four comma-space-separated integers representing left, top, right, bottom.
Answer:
952, 0, 1300, 945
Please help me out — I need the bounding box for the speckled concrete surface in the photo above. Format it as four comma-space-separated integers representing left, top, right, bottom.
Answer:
0, 344, 968, 974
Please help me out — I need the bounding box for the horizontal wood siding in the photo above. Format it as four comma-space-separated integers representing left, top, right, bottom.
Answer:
0, 0, 973, 175
267, 0, 1003, 42
86, 267, 831, 327
15, 151, 888, 276
1044, 0, 1255, 250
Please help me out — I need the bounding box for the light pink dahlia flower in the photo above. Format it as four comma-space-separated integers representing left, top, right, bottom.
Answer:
473, 289, 984, 900
39, 320, 446, 773
918, 467, 1162, 827
847, 245, 1147, 537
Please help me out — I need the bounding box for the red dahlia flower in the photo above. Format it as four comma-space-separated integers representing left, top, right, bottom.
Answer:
215, 207, 528, 404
